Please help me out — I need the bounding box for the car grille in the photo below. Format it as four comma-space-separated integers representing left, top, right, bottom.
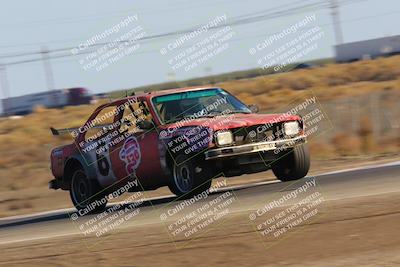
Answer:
231, 124, 284, 145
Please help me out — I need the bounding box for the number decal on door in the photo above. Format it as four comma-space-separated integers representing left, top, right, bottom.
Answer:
96, 141, 110, 176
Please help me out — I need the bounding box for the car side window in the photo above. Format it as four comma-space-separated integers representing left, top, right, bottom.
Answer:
120, 100, 153, 133
85, 106, 117, 142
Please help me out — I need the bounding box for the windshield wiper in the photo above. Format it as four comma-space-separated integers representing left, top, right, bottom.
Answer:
166, 114, 205, 123
166, 110, 248, 123
195, 110, 251, 118
165, 116, 185, 123
225, 110, 251, 114
196, 111, 222, 118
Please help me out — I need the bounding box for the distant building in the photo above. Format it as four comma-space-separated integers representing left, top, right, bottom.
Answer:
1, 88, 92, 116
335, 35, 400, 62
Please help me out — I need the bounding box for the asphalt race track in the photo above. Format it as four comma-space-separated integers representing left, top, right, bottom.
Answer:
0, 161, 399, 266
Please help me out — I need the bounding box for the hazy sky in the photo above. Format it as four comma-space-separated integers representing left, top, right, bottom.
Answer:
0, 0, 399, 99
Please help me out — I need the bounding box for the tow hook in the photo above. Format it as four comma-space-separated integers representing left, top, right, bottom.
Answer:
48, 179, 60, 190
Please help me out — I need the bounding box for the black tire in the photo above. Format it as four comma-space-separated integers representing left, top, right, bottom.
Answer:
69, 169, 107, 214
168, 155, 212, 198
272, 144, 310, 181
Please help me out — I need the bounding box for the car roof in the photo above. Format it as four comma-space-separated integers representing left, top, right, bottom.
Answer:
120, 86, 221, 101
105, 87, 225, 109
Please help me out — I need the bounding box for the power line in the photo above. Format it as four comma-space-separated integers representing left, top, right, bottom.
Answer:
0, 0, 238, 29
17, 8, 399, 68
0, 0, 363, 50
0, 0, 374, 67
0, 1, 333, 61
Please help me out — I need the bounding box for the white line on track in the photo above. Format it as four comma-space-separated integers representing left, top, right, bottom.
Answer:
1, 160, 399, 223
0, 161, 399, 245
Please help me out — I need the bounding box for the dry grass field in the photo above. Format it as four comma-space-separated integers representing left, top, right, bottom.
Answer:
0, 55, 399, 217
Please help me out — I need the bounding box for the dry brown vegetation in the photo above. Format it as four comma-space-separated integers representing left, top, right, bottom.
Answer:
219, 56, 400, 106
0, 56, 399, 216
217, 56, 400, 157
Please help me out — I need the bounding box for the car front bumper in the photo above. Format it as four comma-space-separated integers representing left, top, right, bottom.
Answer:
205, 135, 306, 160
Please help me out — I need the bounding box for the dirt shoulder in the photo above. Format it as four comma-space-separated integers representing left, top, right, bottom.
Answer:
0, 189, 399, 266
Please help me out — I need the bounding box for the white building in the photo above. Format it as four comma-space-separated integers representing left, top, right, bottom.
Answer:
335, 35, 400, 62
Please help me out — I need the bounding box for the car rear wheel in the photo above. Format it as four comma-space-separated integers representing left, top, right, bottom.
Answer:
70, 169, 107, 213
168, 155, 212, 198
272, 144, 310, 181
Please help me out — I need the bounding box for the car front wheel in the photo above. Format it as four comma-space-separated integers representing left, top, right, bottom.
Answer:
168, 155, 212, 198
272, 144, 310, 182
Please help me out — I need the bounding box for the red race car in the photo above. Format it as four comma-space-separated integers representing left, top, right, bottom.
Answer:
49, 87, 309, 212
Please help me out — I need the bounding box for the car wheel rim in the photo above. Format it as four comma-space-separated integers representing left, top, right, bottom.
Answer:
72, 171, 90, 206
173, 164, 193, 193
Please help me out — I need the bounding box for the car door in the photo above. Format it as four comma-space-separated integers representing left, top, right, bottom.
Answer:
79, 104, 120, 188
109, 98, 167, 190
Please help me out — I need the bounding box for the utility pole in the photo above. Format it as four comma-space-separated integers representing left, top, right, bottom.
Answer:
330, 0, 344, 46
0, 64, 11, 116
204, 66, 213, 85
41, 45, 58, 106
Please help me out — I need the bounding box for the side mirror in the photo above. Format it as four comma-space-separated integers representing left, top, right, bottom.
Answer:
248, 104, 259, 113
136, 120, 153, 130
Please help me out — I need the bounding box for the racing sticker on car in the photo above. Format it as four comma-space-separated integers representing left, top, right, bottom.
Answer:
82, 139, 118, 187
119, 136, 141, 175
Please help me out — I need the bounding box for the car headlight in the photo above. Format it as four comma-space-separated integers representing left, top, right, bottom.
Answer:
215, 131, 234, 146
283, 121, 300, 136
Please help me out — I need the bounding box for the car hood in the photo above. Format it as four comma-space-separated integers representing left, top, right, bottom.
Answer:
163, 113, 301, 131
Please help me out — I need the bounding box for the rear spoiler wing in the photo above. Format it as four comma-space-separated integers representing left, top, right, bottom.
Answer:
50, 124, 115, 136
50, 127, 79, 136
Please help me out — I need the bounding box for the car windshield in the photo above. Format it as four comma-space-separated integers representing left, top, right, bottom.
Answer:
152, 88, 252, 124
